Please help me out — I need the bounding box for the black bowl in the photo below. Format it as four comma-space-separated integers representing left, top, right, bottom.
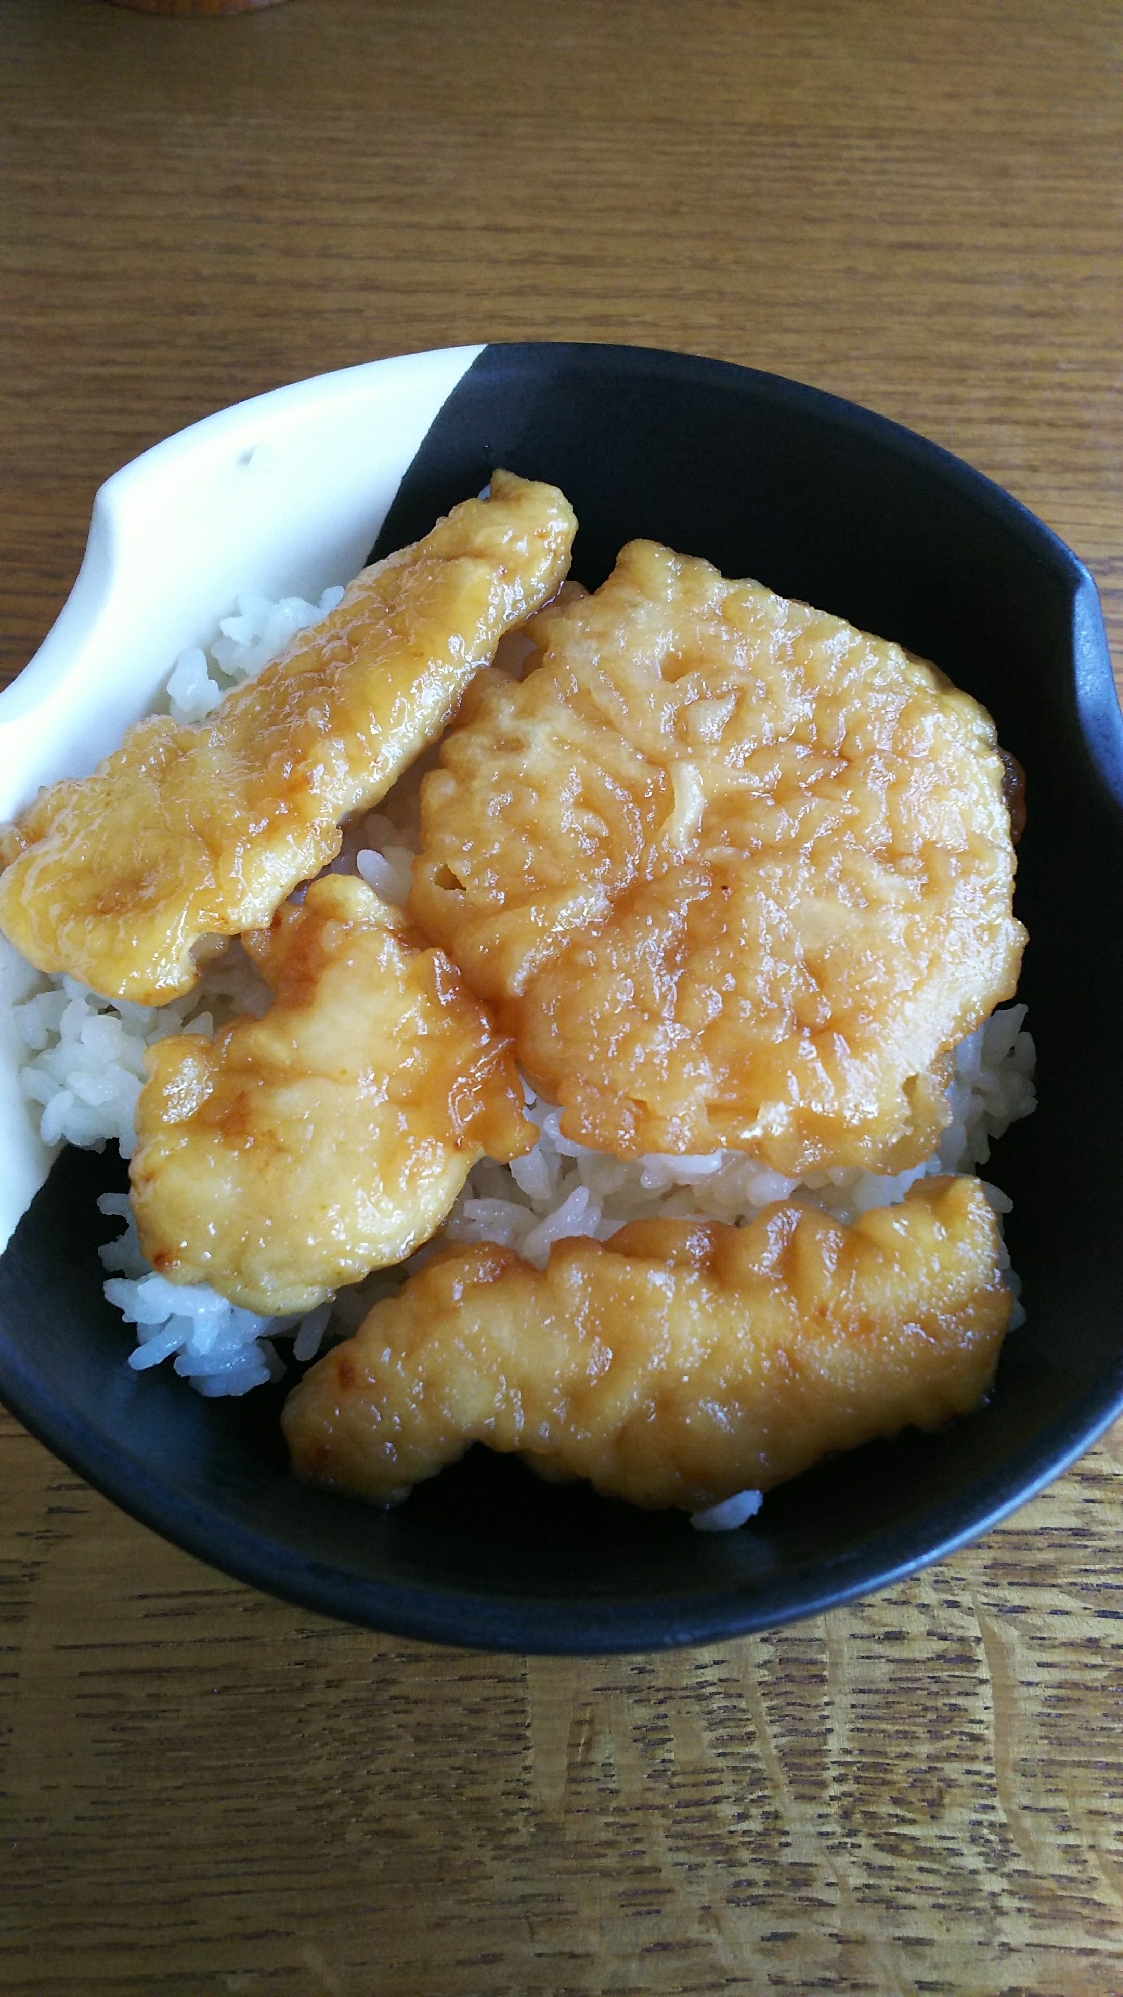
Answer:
2, 342, 1121, 1653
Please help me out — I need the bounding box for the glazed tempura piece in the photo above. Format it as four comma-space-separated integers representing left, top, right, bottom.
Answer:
0, 471, 576, 1004
410, 540, 1025, 1175
282, 1176, 1012, 1512
129, 876, 534, 1317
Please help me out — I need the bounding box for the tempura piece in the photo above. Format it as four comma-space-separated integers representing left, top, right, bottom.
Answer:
410, 541, 1026, 1175
129, 876, 534, 1317
283, 1176, 1011, 1511
0, 471, 576, 1004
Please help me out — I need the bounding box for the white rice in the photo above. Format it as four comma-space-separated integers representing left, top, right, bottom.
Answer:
438, 1011, 1035, 1263
162, 585, 347, 723
14, 945, 271, 1159
7, 586, 1038, 1520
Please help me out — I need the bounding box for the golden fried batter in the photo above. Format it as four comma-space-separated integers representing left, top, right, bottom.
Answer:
410, 541, 1026, 1174
0, 472, 576, 1005
129, 875, 534, 1317
282, 1176, 1011, 1511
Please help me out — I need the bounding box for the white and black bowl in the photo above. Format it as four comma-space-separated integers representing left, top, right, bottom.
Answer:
1, 343, 1120, 1653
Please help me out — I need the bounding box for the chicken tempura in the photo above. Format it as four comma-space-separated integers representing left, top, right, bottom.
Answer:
410, 541, 1025, 1175
0, 471, 575, 1005
129, 876, 534, 1317
282, 1176, 1011, 1512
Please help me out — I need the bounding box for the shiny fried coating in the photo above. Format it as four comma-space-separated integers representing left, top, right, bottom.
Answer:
0, 471, 575, 1004
129, 876, 534, 1317
410, 541, 1026, 1174
283, 1176, 1011, 1511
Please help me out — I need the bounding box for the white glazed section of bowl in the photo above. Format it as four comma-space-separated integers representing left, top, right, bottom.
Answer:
0, 345, 484, 1249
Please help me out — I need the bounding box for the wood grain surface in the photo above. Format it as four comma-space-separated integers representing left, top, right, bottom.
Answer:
2, 3, 1122, 1991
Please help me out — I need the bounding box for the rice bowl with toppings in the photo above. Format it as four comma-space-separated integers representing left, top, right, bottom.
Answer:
5, 548, 1036, 1522
0, 343, 1116, 1653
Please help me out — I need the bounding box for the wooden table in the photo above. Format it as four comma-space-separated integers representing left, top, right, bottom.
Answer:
3, 4, 1122, 1990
